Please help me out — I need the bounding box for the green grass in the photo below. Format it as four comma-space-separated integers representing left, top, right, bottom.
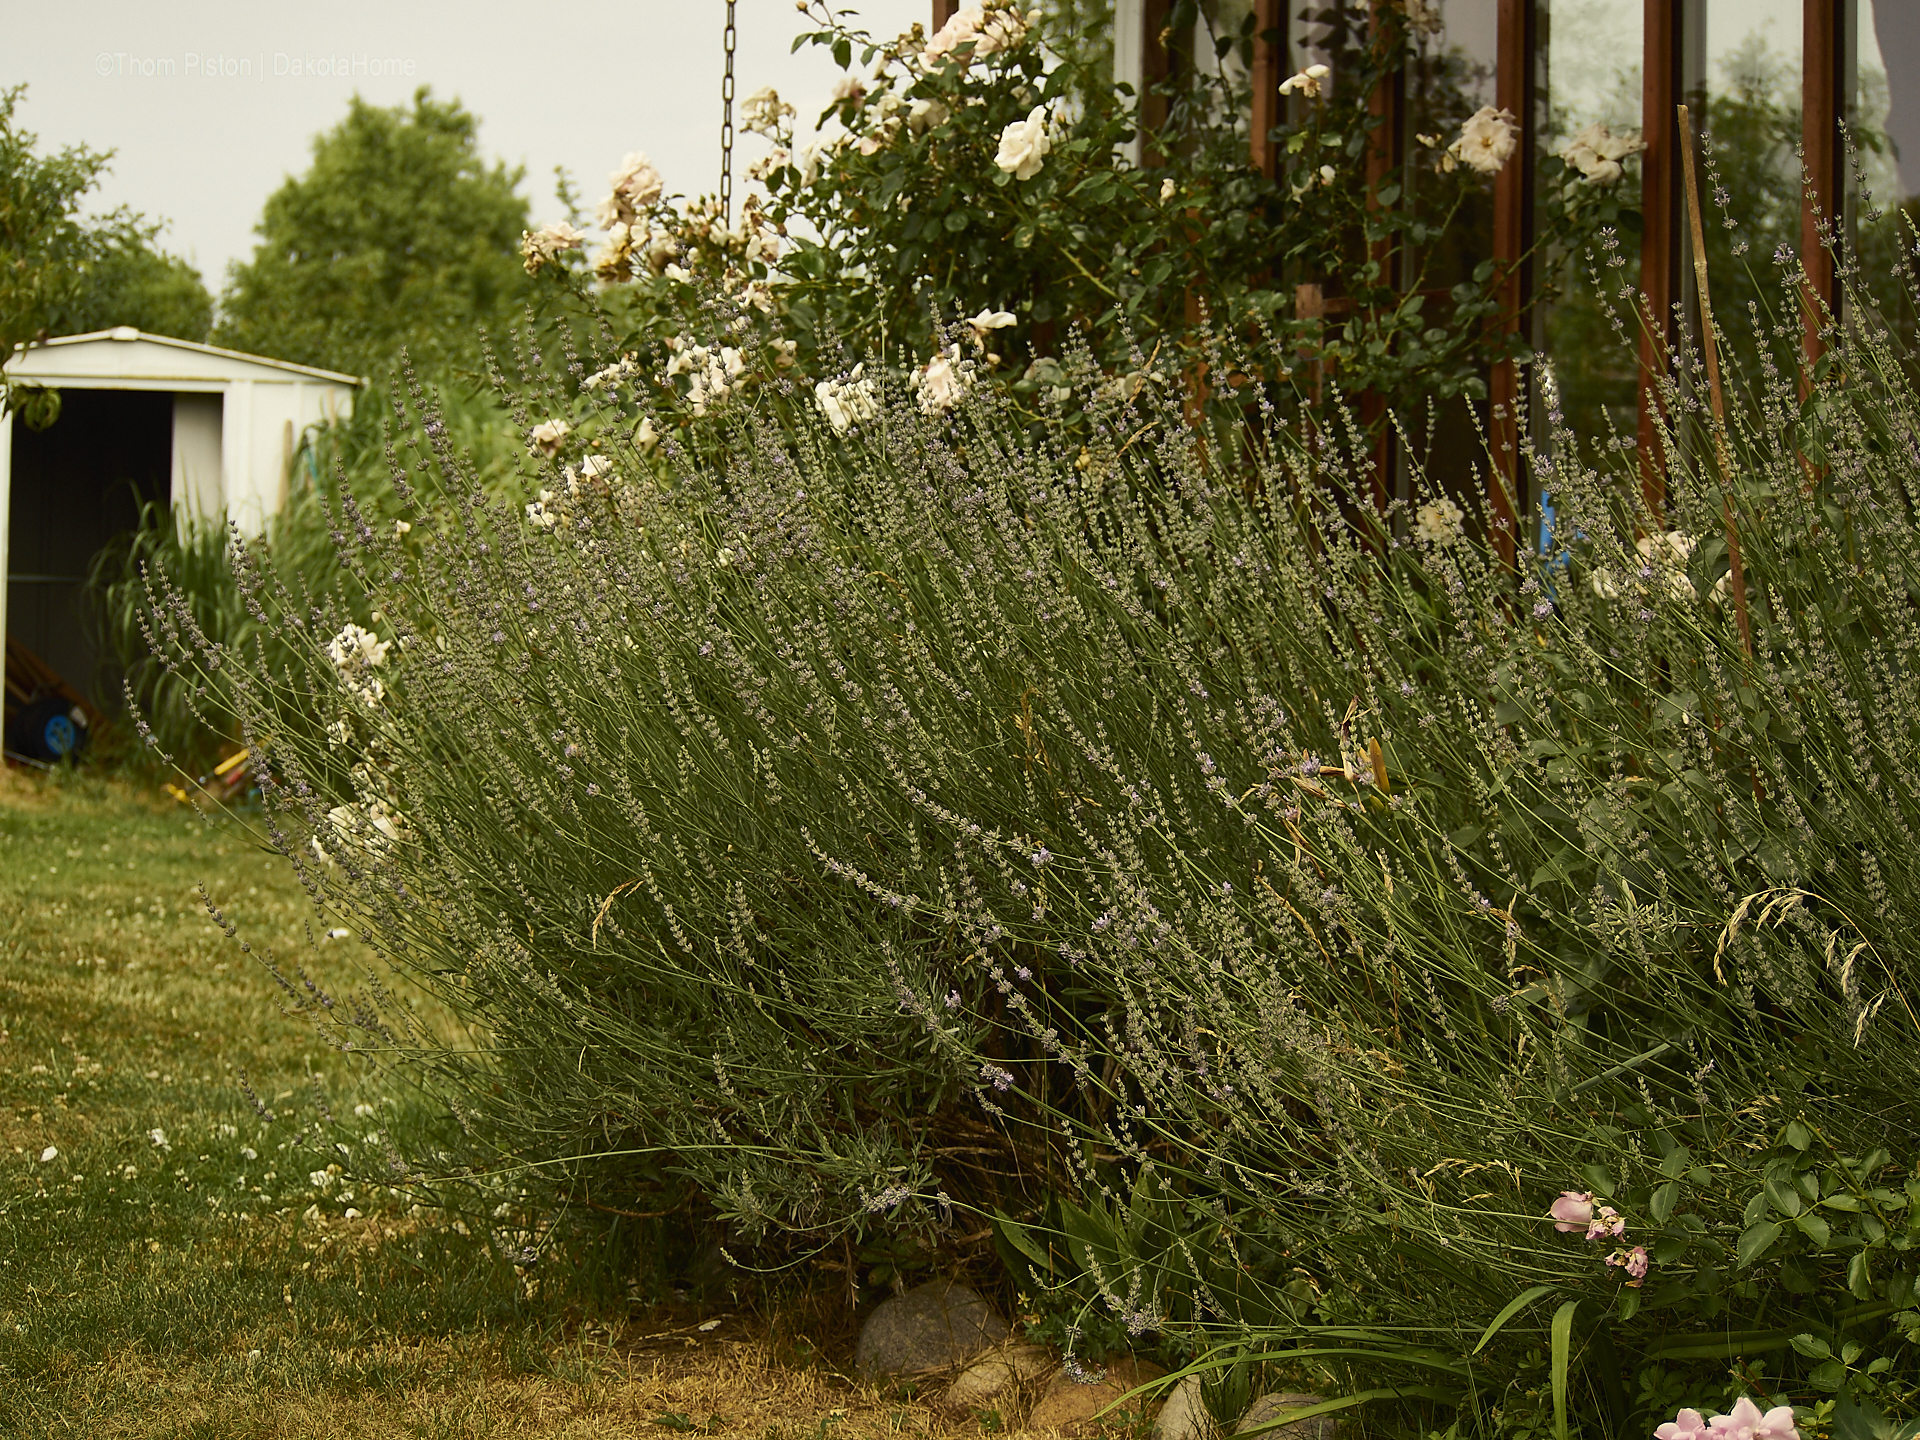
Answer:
0, 766, 570, 1427
0, 768, 1029, 1437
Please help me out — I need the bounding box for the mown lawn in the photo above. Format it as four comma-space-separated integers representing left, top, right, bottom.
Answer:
0, 768, 1006, 1438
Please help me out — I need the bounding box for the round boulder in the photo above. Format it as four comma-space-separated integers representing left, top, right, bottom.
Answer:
853, 1279, 1011, 1379
1235, 1393, 1335, 1438
1153, 1374, 1218, 1440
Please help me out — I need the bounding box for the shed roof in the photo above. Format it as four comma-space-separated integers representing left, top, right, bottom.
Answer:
4, 328, 364, 388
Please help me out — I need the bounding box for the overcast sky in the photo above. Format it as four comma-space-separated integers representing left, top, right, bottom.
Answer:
8, 0, 1918, 303
3, 0, 927, 296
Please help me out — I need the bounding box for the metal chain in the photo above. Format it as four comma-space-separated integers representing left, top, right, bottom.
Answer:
720, 0, 737, 225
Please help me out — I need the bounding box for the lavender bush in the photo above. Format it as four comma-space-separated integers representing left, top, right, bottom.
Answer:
140, 259, 1920, 1434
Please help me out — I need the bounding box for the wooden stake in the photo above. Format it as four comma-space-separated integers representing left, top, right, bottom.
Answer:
1675, 104, 1755, 660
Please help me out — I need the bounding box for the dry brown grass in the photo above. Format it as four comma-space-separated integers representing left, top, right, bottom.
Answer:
26, 1327, 1121, 1438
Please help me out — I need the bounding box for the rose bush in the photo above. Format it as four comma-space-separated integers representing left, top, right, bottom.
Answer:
517, 0, 1643, 458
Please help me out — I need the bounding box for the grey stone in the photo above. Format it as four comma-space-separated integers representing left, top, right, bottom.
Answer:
941, 1340, 1056, 1411
852, 1279, 1011, 1379
1234, 1393, 1336, 1438
1152, 1374, 1218, 1440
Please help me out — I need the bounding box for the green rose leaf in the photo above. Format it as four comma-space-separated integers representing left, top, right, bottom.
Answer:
1766, 1173, 1804, 1217
1737, 1219, 1783, 1268
1795, 1211, 1832, 1249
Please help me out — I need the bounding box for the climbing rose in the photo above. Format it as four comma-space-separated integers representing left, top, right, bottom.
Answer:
1559, 121, 1643, 184
995, 106, 1051, 181
529, 418, 571, 456
815, 365, 879, 432
595, 152, 664, 229
1415, 497, 1465, 547
914, 347, 968, 414
909, 97, 950, 132
1448, 105, 1519, 175
1277, 63, 1330, 98
922, 4, 1029, 69
739, 87, 795, 138
520, 221, 585, 274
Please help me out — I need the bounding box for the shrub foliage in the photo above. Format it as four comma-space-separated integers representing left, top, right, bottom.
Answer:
143, 265, 1920, 1432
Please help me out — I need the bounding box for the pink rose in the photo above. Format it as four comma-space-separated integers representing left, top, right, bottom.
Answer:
1707, 1397, 1800, 1440
1549, 1190, 1593, 1233
1624, 1245, 1649, 1285
1656, 1411, 1710, 1440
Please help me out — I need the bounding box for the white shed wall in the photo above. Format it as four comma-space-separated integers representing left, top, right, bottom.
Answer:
3, 330, 360, 690
170, 393, 224, 519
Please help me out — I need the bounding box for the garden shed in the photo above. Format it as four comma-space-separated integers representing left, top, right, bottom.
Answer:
1, 327, 361, 741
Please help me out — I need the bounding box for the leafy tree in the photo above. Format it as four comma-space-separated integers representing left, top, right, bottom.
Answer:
47, 238, 213, 343
214, 88, 531, 380
0, 84, 211, 424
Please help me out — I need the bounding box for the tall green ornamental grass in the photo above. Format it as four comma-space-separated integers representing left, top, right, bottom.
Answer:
141, 269, 1920, 1437
95, 368, 526, 770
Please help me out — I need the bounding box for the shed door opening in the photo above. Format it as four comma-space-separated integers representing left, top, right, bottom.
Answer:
6, 389, 174, 708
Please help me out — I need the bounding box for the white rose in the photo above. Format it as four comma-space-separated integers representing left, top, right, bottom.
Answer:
685, 346, 746, 417
908, 97, 951, 133
1591, 531, 1696, 602
1448, 105, 1520, 176
1277, 63, 1330, 98
995, 106, 1052, 181
1638, 530, 1698, 601
746, 147, 791, 182
529, 418, 571, 455
965, 307, 1017, 351
740, 86, 796, 138
922, 6, 984, 67
1558, 122, 1642, 183
1404, 0, 1444, 36
815, 364, 879, 432
644, 232, 678, 274
1413, 497, 1464, 547
801, 134, 849, 188
914, 347, 969, 414
520, 221, 586, 275
596, 152, 664, 230
326, 623, 390, 671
